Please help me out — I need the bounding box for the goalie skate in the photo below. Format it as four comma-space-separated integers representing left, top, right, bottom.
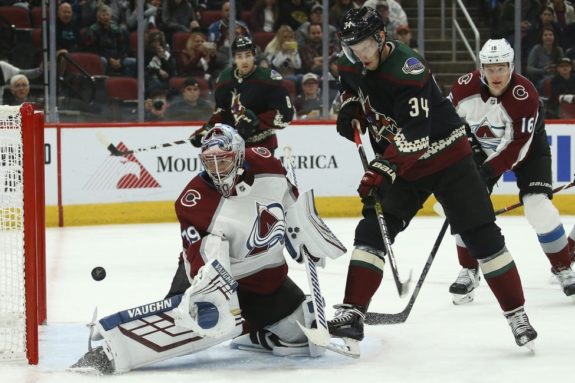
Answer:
449, 268, 480, 305
69, 346, 115, 375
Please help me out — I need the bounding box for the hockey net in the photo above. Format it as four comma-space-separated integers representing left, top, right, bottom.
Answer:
0, 104, 46, 365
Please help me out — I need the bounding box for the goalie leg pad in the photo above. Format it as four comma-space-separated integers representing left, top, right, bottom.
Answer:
78, 293, 243, 374
285, 189, 347, 262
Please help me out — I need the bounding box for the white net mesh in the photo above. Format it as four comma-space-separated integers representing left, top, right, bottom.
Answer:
0, 105, 26, 361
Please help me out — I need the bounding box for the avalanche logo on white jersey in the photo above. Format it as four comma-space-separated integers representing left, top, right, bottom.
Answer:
246, 202, 286, 256
469, 117, 504, 152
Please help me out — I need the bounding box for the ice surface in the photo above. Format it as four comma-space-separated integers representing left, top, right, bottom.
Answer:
2, 216, 575, 382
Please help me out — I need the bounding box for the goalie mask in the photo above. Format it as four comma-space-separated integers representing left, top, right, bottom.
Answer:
200, 124, 245, 198
340, 7, 386, 65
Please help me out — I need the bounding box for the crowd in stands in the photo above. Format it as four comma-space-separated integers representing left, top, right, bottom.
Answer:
486, 0, 575, 118
2, 1, 574, 121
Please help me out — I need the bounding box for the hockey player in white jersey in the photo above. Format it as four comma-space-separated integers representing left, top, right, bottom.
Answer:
448, 39, 575, 305
70, 124, 346, 374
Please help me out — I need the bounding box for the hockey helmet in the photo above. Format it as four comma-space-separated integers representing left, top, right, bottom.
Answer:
231, 35, 256, 55
340, 7, 386, 47
200, 124, 245, 198
479, 39, 515, 71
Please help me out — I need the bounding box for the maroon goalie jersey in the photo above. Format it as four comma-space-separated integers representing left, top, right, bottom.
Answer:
175, 147, 298, 295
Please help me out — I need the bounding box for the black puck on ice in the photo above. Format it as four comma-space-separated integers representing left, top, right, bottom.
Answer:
91, 266, 106, 281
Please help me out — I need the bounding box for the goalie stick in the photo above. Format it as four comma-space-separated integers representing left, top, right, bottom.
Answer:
353, 123, 412, 297
366, 176, 575, 325
283, 146, 328, 358
96, 131, 197, 157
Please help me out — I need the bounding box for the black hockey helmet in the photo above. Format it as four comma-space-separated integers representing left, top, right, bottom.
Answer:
340, 7, 386, 46
231, 35, 256, 55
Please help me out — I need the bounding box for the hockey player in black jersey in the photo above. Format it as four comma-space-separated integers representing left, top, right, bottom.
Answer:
325, 7, 537, 354
190, 36, 295, 153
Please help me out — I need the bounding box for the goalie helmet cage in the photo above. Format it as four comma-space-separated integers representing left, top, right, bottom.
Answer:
0, 103, 46, 365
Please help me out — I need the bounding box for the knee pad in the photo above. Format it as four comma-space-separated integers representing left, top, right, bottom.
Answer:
523, 193, 562, 234
459, 223, 505, 260
355, 213, 404, 251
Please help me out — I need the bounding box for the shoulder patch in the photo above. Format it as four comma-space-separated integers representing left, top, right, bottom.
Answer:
270, 69, 283, 80
251, 147, 272, 158
180, 189, 202, 207
511, 85, 529, 101
457, 72, 473, 85
402, 57, 425, 75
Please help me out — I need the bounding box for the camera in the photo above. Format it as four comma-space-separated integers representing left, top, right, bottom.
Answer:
152, 99, 164, 110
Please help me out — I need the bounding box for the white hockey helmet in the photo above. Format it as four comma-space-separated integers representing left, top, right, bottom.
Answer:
479, 39, 515, 71
200, 124, 245, 198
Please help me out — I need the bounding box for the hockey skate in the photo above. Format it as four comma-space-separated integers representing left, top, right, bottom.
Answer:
551, 267, 575, 296
504, 306, 538, 350
69, 346, 115, 375
230, 330, 310, 357
449, 268, 481, 305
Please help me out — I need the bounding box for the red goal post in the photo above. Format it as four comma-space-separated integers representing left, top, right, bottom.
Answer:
0, 103, 46, 365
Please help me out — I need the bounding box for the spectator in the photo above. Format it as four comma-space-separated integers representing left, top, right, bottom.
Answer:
7, 74, 37, 107
126, 0, 161, 31
371, 2, 401, 41
277, 0, 310, 31
549, 0, 575, 29
56, 2, 83, 54
296, 3, 338, 48
84, 5, 137, 76
207, 1, 250, 51
294, 72, 322, 119
498, 0, 542, 47
395, 24, 418, 52
0, 61, 42, 104
249, 0, 280, 33
298, 22, 340, 75
329, 0, 361, 30
160, 0, 200, 41
526, 26, 564, 92
549, 57, 575, 118
80, 0, 128, 28
179, 31, 219, 78
363, 0, 408, 28
523, 6, 562, 59
264, 25, 302, 82
145, 31, 176, 93
167, 78, 213, 121
144, 87, 170, 121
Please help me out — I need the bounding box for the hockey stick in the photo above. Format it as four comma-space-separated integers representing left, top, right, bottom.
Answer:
366, 177, 575, 325
353, 124, 413, 297
283, 146, 328, 357
494, 179, 575, 215
365, 219, 449, 325
96, 131, 196, 157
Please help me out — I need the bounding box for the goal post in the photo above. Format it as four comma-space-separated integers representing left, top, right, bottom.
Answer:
0, 103, 46, 365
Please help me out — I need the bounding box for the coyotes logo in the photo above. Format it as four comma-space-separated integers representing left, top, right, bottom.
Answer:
246, 202, 286, 256
358, 88, 399, 144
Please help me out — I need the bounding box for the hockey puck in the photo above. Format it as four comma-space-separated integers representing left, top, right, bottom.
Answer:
91, 266, 106, 281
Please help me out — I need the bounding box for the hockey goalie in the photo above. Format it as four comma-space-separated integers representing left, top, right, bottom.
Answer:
70, 124, 346, 374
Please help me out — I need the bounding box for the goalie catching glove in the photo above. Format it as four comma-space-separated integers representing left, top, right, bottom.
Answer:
357, 158, 397, 198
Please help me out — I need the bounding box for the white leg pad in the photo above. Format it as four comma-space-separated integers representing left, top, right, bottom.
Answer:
92, 294, 243, 374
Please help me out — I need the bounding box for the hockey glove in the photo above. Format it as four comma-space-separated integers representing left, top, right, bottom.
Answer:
357, 159, 397, 198
190, 125, 210, 148
336, 102, 367, 142
236, 109, 259, 138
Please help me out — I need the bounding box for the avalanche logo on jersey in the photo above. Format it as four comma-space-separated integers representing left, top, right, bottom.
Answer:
246, 202, 286, 257
470, 117, 504, 151
402, 57, 425, 75
358, 89, 399, 144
